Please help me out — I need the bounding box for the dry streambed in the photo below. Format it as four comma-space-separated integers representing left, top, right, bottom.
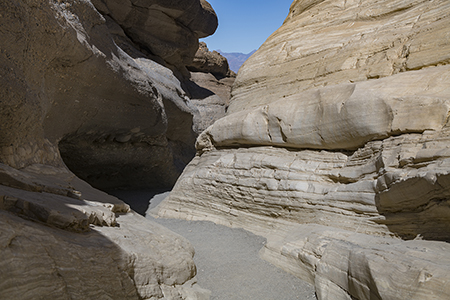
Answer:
111, 190, 317, 300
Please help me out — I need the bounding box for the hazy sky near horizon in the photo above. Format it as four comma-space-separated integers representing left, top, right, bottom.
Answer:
201, 0, 294, 54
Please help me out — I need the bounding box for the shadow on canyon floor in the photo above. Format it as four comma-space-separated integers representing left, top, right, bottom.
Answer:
109, 188, 171, 215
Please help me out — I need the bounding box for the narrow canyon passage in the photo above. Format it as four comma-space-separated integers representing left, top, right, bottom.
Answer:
111, 190, 317, 300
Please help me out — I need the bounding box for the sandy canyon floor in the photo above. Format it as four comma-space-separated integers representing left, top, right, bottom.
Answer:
110, 190, 317, 300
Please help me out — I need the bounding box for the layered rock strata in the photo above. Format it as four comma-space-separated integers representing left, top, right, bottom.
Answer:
155, 1, 450, 299
0, 162, 210, 299
230, 0, 450, 113
0, 182, 207, 299
0, 0, 218, 298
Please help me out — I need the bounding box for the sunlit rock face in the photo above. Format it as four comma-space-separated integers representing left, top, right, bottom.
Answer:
0, 0, 217, 298
156, 1, 450, 299
230, 0, 450, 113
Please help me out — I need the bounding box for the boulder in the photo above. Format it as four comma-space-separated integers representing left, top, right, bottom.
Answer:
184, 42, 236, 133
155, 1, 450, 299
0, 162, 210, 299
187, 42, 232, 78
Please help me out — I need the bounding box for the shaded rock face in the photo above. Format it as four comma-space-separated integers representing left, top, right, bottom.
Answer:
156, 1, 450, 299
185, 42, 236, 133
92, 0, 217, 67
0, 0, 217, 298
1, 0, 216, 190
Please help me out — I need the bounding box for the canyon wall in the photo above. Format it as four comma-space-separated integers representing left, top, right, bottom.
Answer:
0, 0, 223, 298
156, 1, 450, 299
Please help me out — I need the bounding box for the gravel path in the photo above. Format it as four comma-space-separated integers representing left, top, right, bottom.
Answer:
110, 190, 317, 300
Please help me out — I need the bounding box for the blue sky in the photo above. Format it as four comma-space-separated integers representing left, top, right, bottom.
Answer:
201, 0, 294, 54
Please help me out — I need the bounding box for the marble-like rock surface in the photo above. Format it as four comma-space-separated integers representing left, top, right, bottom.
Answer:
157, 116, 450, 300
159, 125, 450, 240
198, 65, 450, 151
230, 0, 450, 113
155, 1, 450, 299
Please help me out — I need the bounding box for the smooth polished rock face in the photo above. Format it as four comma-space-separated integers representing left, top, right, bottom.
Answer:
0, 0, 220, 190
199, 65, 450, 151
159, 128, 450, 241
229, 0, 450, 113
156, 1, 450, 299
0, 0, 217, 298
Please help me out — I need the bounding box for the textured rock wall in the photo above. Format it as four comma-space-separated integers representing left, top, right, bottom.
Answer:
187, 42, 232, 78
1, 0, 213, 189
0, 0, 218, 298
158, 127, 450, 241
156, 1, 450, 299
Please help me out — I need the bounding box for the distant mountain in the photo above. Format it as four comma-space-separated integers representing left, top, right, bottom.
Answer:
218, 50, 257, 73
